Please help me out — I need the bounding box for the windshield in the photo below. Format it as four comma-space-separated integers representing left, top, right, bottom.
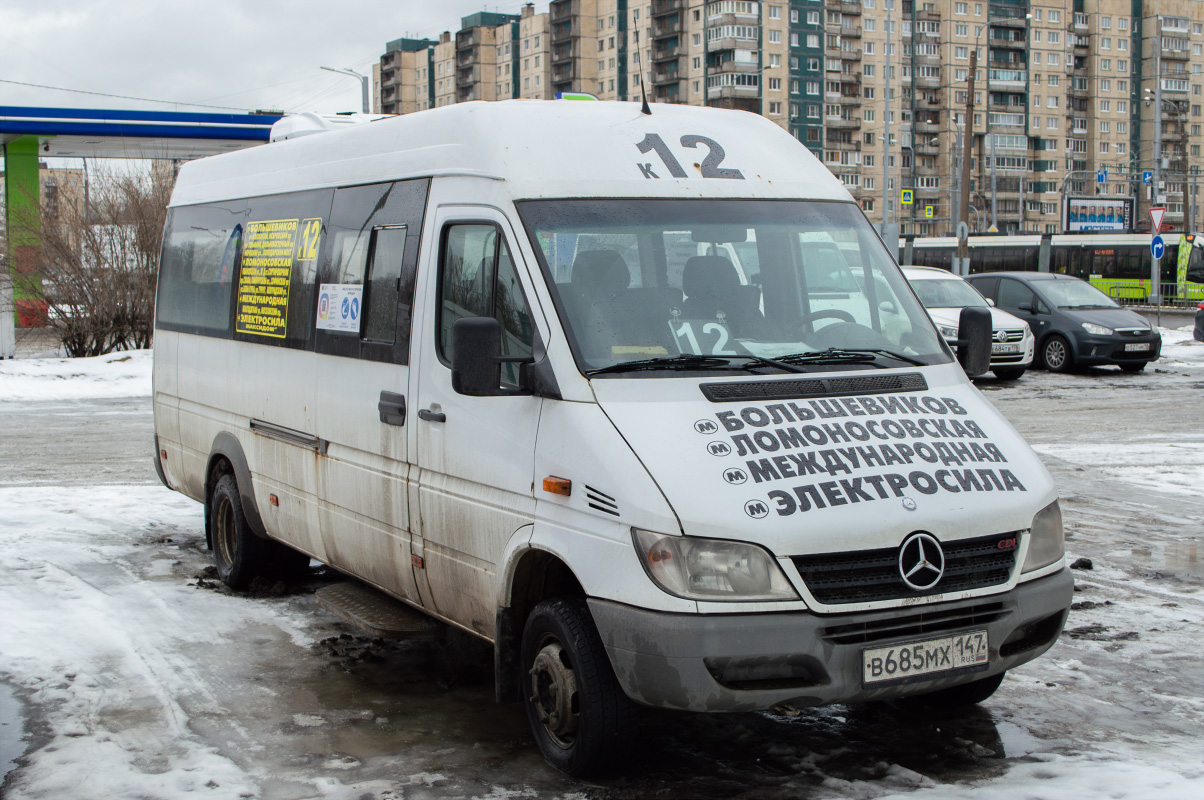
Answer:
911, 277, 990, 309
1041, 279, 1120, 309
517, 200, 948, 374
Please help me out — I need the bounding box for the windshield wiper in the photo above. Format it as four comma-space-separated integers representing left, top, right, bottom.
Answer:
585, 353, 807, 376
776, 348, 927, 367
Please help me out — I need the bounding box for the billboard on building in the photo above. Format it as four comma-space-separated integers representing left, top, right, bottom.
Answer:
1062, 196, 1135, 233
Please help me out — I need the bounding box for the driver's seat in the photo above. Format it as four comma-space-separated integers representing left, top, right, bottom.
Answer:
681, 255, 765, 335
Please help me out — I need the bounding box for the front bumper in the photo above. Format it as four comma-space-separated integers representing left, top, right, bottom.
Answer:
589, 567, 1072, 712
1072, 333, 1161, 365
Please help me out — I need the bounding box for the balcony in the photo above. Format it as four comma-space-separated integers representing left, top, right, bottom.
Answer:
988, 101, 1026, 113
915, 120, 941, 134
456, 32, 475, 51
1068, 82, 1090, 98
653, 18, 682, 37
837, 93, 862, 105
653, 43, 683, 61
1161, 78, 1190, 94
653, 67, 681, 85
707, 85, 759, 100
1072, 35, 1090, 50
827, 116, 861, 129
651, 0, 683, 16
1162, 41, 1190, 61
842, 49, 862, 62
842, 26, 862, 39
989, 69, 1027, 87
827, 138, 861, 151
552, 63, 572, 82
1074, 13, 1089, 31
990, 14, 1027, 30
840, 0, 863, 15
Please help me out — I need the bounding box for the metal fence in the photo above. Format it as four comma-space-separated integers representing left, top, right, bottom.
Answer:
1102, 281, 1204, 309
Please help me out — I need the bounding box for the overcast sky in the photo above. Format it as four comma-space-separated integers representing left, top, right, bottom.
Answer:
0, 0, 542, 116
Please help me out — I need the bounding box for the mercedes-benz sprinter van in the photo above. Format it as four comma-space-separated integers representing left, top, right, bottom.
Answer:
152, 101, 1071, 776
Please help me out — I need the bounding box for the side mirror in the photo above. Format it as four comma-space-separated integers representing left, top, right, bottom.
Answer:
1017, 301, 1034, 313
955, 306, 992, 377
452, 317, 503, 396
986, 298, 996, 307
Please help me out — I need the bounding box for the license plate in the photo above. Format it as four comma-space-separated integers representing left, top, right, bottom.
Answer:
862, 630, 989, 686
991, 343, 1020, 354
1124, 342, 1150, 352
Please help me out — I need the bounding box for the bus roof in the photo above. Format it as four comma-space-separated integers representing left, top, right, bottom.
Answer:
170, 100, 852, 207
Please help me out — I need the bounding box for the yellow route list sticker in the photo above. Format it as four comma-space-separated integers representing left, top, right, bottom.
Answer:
235, 218, 321, 338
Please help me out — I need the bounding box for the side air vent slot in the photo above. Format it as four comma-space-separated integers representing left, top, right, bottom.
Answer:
584, 485, 619, 516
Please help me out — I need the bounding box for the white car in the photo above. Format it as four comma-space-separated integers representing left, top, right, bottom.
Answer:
903, 266, 1034, 380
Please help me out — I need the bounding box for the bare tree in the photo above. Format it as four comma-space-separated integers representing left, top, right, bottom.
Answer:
18, 162, 175, 357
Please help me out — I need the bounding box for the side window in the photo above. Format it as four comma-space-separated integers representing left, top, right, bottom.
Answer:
236, 189, 334, 349
969, 276, 999, 302
316, 180, 427, 364
362, 226, 407, 343
438, 224, 534, 385
156, 201, 248, 336
997, 278, 1033, 310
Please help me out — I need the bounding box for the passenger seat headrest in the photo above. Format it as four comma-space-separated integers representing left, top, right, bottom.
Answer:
570, 250, 631, 295
682, 255, 741, 299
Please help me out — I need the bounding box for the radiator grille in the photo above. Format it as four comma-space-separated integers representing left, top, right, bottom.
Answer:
791, 532, 1019, 605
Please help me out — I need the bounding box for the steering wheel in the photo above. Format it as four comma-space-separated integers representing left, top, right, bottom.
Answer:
809, 321, 893, 349
794, 308, 856, 330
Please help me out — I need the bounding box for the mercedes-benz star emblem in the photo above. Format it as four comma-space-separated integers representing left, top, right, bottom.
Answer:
898, 532, 945, 591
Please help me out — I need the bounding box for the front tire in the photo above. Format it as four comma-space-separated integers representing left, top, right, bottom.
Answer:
209, 474, 273, 589
521, 598, 634, 777
1041, 335, 1073, 372
991, 366, 1026, 381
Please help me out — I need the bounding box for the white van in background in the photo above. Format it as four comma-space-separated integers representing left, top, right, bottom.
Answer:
152, 101, 1072, 776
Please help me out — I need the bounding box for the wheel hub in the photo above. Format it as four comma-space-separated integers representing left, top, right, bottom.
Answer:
529, 642, 579, 743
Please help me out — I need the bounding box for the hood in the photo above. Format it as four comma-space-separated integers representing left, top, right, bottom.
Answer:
1058, 306, 1155, 330
924, 306, 1029, 331
591, 363, 1057, 558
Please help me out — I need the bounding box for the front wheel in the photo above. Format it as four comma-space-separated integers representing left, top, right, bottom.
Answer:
521, 598, 634, 777
1041, 335, 1073, 373
991, 366, 1026, 381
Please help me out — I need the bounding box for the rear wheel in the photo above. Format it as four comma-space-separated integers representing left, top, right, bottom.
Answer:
1041, 335, 1073, 372
209, 474, 273, 589
907, 671, 1006, 708
991, 366, 1026, 381
521, 598, 634, 777
1119, 362, 1147, 372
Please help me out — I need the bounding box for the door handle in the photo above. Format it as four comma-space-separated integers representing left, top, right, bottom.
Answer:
417, 406, 446, 423
377, 391, 406, 426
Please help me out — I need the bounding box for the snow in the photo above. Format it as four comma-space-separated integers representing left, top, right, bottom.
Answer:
1031, 435, 1204, 497
1157, 324, 1204, 368
0, 350, 152, 402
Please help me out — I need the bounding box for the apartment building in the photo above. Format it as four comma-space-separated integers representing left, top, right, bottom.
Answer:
376, 0, 1204, 234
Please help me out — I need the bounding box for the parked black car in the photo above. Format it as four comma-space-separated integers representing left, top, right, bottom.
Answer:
1195, 301, 1204, 343
965, 272, 1161, 372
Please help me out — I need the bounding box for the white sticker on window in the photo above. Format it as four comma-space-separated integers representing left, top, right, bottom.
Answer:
316, 283, 363, 333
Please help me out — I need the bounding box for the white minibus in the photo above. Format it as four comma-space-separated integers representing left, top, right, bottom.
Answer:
153, 101, 1071, 776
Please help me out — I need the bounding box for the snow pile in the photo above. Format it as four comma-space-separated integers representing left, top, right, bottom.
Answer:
1158, 324, 1204, 368
0, 350, 152, 402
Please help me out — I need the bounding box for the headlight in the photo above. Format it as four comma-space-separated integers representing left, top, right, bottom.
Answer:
1022, 500, 1064, 573
938, 325, 959, 339
1081, 322, 1113, 336
1022, 323, 1032, 338
632, 528, 800, 601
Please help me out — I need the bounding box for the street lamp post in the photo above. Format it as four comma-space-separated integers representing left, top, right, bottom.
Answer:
320, 66, 371, 114
882, 2, 892, 239
958, 25, 985, 270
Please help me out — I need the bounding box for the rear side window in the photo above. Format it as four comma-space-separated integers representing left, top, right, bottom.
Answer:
156, 201, 248, 335
997, 278, 1034, 310
234, 189, 333, 350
